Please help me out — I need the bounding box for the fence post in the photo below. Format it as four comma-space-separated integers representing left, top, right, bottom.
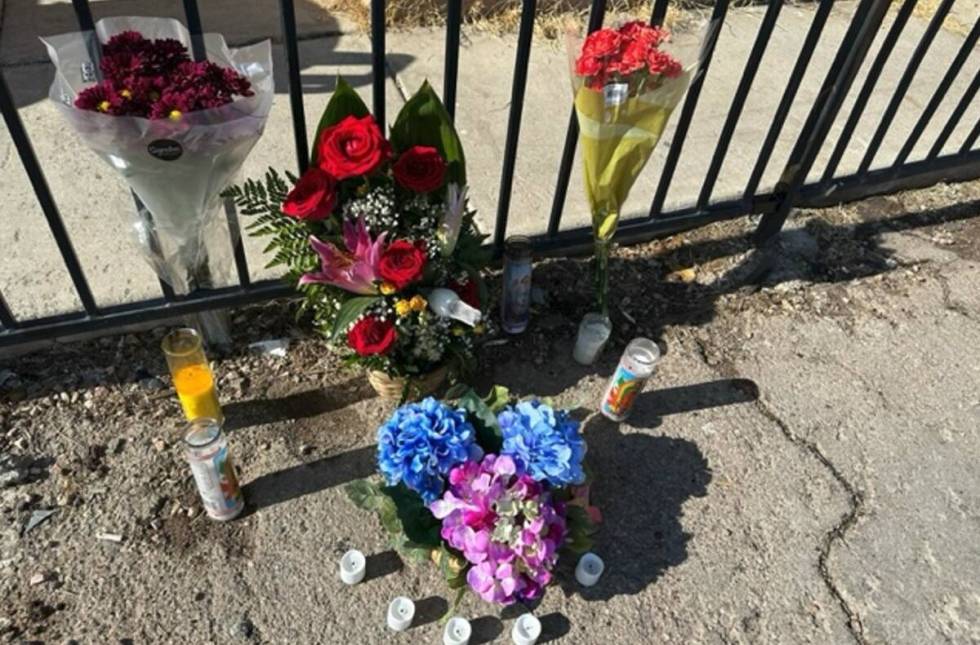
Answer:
754, 0, 891, 244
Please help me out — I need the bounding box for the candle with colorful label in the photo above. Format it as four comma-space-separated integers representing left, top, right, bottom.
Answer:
600, 338, 660, 421
162, 328, 223, 423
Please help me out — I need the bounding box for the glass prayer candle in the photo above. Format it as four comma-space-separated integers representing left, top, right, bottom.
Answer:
162, 328, 223, 423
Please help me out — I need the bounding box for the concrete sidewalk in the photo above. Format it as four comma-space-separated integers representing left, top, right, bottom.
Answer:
0, 1, 977, 321
1, 177, 979, 643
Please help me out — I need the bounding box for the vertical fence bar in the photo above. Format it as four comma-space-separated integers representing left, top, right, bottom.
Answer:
370, 0, 386, 131
545, 0, 607, 238
696, 0, 782, 210
0, 290, 17, 330
959, 118, 980, 154
928, 71, 980, 160
755, 0, 891, 242
820, 0, 916, 182
280, 0, 310, 172
182, 0, 252, 290
493, 0, 538, 250
444, 0, 463, 121
650, 0, 670, 27
744, 0, 834, 200
181, 0, 207, 62
71, 0, 95, 31
857, 0, 954, 174
0, 73, 99, 315
893, 18, 980, 166
649, 0, 729, 218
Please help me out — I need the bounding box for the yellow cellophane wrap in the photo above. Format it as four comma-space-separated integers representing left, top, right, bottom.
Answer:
574, 70, 691, 241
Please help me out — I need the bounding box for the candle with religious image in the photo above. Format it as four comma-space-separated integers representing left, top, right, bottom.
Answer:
600, 338, 660, 421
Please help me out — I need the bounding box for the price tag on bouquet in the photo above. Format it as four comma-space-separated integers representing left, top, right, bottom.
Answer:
603, 82, 629, 107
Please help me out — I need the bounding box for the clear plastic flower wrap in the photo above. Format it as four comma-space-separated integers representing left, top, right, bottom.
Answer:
41, 17, 273, 293
566, 21, 691, 315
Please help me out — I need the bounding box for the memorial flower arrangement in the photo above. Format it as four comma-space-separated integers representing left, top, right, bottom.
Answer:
346, 387, 599, 607
43, 18, 273, 305
226, 79, 489, 394
568, 21, 690, 315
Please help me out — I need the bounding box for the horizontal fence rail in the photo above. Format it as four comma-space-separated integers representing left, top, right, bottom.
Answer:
1, 0, 979, 348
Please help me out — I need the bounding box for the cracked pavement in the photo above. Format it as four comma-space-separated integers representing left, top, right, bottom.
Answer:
2, 179, 980, 642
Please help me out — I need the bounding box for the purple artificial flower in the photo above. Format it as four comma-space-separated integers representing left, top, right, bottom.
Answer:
430, 454, 567, 605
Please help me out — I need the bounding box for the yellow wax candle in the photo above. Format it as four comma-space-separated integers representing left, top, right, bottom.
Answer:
162, 328, 223, 424
173, 363, 222, 422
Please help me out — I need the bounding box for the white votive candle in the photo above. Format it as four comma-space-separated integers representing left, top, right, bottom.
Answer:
575, 552, 605, 587
573, 313, 612, 365
511, 613, 542, 645
387, 597, 415, 632
443, 616, 472, 645
339, 549, 366, 585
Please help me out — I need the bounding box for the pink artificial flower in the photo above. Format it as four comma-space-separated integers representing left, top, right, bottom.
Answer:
298, 218, 388, 294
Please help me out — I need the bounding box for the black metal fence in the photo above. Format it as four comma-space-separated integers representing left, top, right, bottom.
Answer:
1, 0, 978, 348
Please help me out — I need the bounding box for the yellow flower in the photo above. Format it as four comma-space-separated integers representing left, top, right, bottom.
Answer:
379, 282, 397, 295
97, 100, 111, 112
409, 295, 427, 312
395, 300, 412, 317
120, 89, 132, 99
473, 323, 486, 336
452, 326, 465, 337
168, 109, 182, 122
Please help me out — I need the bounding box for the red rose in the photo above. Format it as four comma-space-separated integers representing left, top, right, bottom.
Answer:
378, 240, 427, 290
282, 167, 337, 221
317, 114, 390, 179
347, 316, 396, 356
393, 146, 447, 192
450, 278, 480, 309
580, 28, 622, 60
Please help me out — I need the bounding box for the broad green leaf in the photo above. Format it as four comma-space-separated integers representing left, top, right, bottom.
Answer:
483, 385, 512, 414
311, 77, 371, 167
457, 389, 502, 453
345, 479, 381, 510
330, 296, 381, 340
389, 81, 466, 186
380, 483, 442, 547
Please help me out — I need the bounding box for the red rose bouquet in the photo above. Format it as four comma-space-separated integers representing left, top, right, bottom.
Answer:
568, 21, 689, 317
227, 79, 488, 395
43, 17, 273, 298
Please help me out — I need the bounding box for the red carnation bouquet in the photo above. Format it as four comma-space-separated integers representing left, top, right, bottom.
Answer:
42, 17, 272, 298
227, 79, 488, 398
568, 21, 689, 318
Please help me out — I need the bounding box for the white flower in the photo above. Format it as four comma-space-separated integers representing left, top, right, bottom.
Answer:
439, 183, 468, 257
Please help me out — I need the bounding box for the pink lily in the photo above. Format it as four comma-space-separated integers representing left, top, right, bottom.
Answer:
298, 218, 387, 294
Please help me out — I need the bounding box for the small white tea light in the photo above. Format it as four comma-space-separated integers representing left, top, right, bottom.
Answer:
575, 552, 605, 587
339, 549, 366, 585
387, 596, 415, 632
511, 613, 542, 645
443, 616, 472, 645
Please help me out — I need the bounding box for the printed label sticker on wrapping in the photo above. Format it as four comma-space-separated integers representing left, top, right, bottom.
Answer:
603, 83, 629, 107
148, 139, 183, 161
80, 61, 96, 83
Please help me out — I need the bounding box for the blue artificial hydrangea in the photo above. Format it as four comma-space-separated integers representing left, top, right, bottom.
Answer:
497, 400, 586, 487
377, 397, 480, 504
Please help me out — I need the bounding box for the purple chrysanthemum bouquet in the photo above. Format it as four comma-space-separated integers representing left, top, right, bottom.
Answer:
346, 387, 599, 608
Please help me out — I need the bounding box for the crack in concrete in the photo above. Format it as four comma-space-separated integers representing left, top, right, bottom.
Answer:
935, 271, 975, 322
691, 335, 869, 644
751, 399, 868, 645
